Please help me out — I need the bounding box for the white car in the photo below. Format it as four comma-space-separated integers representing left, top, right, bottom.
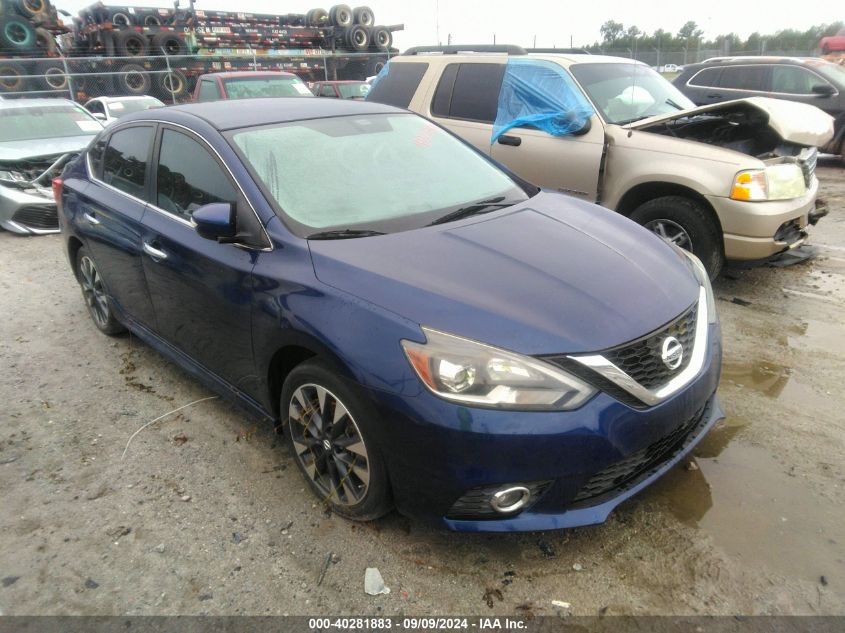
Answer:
83, 95, 165, 125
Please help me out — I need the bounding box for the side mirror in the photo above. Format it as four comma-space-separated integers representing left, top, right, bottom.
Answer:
192, 202, 236, 241
811, 83, 835, 96
92, 112, 106, 121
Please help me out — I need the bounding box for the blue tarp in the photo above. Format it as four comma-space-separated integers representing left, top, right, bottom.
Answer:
492, 58, 594, 144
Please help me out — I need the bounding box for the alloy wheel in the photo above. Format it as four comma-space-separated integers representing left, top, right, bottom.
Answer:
288, 383, 370, 506
645, 218, 693, 250
79, 255, 110, 328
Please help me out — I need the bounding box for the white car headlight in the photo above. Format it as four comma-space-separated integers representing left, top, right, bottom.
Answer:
680, 249, 718, 324
730, 163, 805, 202
401, 328, 596, 411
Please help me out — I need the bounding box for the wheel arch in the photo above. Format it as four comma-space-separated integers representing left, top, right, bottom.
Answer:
67, 235, 84, 280
616, 181, 724, 236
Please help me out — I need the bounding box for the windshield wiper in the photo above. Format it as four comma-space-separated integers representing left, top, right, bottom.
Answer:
427, 197, 515, 226
306, 229, 385, 240
665, 98, 685, 110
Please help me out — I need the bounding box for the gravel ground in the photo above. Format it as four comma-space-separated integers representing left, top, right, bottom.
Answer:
0, 163, 844, 616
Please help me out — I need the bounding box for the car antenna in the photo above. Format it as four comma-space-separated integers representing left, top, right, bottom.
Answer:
628, 59, 636, 138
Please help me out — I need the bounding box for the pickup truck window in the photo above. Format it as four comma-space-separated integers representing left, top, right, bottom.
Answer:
198, 79, 219, 101
366, 62, 428, 108
431, 63, 505, 123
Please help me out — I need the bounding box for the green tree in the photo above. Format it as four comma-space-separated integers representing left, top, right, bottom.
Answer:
600, 20, 624, 44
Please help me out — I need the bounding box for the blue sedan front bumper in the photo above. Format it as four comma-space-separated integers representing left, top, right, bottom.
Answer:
367, 324, 723, 532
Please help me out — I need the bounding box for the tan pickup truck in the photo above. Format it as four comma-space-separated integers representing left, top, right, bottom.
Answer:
367, 46, 834, 278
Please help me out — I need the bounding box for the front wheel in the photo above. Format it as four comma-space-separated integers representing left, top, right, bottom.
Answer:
282, 359, 391, 521
630, 196, 724, 280
76, 247, 126, 335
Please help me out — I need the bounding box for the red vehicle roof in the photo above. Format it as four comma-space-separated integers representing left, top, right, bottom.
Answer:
200, 71, 297, 79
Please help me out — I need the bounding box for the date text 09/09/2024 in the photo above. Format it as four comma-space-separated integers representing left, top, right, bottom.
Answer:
307, 618, 528, 630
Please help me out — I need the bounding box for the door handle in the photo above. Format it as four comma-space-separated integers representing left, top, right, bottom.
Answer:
83, 212, 100, 225
497, 134, 522, 147
706, 93, 722, 99
142, 242, 168, 261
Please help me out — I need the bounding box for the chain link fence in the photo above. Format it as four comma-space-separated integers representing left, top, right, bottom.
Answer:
0, 50, 392, 103
592, 48, 819, 69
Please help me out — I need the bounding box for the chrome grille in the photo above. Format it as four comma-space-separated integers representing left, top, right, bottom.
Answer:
601, 304, 698, 390
798, 147, 817, 188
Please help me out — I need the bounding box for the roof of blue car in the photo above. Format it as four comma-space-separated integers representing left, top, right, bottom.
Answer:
146, 97, 403, 131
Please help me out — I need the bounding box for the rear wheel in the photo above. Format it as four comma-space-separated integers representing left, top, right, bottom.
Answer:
76, 247, 126, 336
630, 195, 724, 279
282, 359, 391, 521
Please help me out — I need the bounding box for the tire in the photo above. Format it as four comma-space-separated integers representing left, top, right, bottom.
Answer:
630, 195, 724, 280
34, 26, 56, 55
14, 0, 46, 19
308, 8, 328, 26
0, 15, 36, 51
0, 60, 27, 92
370, 25, 390, 50
116, 63, 150, 95
363, 57, 385, 77
352, 5, 373, 26
344, 24, 368, 51
109, 11, 131, 26
143, 13, 161, 26
114, 29, 147, 57
38, 61, 67, 91
151, 31, 185, 55
75, 247, 126, 336
329, 4, 352, 27
281, 359, 391, 521
154, 68, 187, 100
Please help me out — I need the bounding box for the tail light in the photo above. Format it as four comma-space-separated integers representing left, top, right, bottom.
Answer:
52, 177, 63, 211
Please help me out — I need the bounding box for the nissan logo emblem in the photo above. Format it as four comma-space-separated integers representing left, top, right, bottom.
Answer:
661, 336, 683, 370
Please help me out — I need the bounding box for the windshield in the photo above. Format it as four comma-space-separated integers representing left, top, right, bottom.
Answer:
338, 83, 370, 99
230, 113, 528, 235
108, 98, 163, 117
223, 76, 314, 99
0, 105, 101, 142
570, 63, 695, 125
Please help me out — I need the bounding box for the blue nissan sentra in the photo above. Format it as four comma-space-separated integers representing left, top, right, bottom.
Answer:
56, 98, 723, 532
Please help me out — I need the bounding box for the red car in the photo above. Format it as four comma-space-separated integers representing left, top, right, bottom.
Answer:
193, 71, 315, 102
820, 28, 845, 55
311, 80, 371, 99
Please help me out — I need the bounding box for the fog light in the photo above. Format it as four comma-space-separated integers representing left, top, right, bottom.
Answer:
490, 486, 531, 513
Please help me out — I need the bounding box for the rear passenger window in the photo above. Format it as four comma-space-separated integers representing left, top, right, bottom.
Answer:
102, 126, 153, 199
688, 67, 722, 87
431, 63, 505, 123
718, 66, 767, 91
156, 129, 237, 220
366, 62, 428, 108
198, 79, 219, 101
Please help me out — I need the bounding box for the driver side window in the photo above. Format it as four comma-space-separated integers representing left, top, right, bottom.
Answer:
155, 129, 238, 221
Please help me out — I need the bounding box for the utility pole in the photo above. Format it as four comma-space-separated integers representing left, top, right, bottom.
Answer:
493, 33, 496, 44
533, 34, 536, 48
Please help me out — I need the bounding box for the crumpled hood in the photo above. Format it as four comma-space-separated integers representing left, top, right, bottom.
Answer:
309, 193, 700, 355
0, 136, 95, 162
629, 96, 834, 148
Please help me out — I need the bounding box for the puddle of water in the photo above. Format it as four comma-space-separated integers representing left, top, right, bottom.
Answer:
645, 426, 845, 588
720, 360, 793, 399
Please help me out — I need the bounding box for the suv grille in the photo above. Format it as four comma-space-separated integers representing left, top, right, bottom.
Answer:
798, 147, 817, 188
12, 206, 58, 231
570, 398, 713, 507
602, 304, 697, 390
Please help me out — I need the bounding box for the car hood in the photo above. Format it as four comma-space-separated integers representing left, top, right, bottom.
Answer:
0, 136, 95, 162
629, 96, 834, 147
309, 193, 700, 355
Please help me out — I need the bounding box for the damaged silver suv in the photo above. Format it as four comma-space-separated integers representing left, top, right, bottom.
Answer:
0, 99, 103, 235
368, 47, 834, 278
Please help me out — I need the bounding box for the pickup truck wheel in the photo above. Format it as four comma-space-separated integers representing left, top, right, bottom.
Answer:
630, 196, 724, 280
282, 359, 391, 521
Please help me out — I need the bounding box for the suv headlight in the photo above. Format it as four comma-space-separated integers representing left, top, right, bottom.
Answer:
401, 328, 596, 410
730, 164, 805, 201
680, 249, 718, 324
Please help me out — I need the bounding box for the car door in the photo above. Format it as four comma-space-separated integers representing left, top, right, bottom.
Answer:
140, 125, 264, 387
714, 64, 769, 101
425, 61, 502, 154
75, 124, 158, 328
489, 61, 604, 202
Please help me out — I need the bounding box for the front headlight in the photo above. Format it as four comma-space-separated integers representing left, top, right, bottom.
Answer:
401, 328, 596, 410
730, 164, 805, 201
680, 249, 718, 324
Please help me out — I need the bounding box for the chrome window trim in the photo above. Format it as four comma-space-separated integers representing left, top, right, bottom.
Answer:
86, 118, 273, 252
687, 64, 839, 97
567, 286, 708, 407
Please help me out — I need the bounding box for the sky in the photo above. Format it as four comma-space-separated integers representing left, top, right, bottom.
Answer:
56, 0, 842, 49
